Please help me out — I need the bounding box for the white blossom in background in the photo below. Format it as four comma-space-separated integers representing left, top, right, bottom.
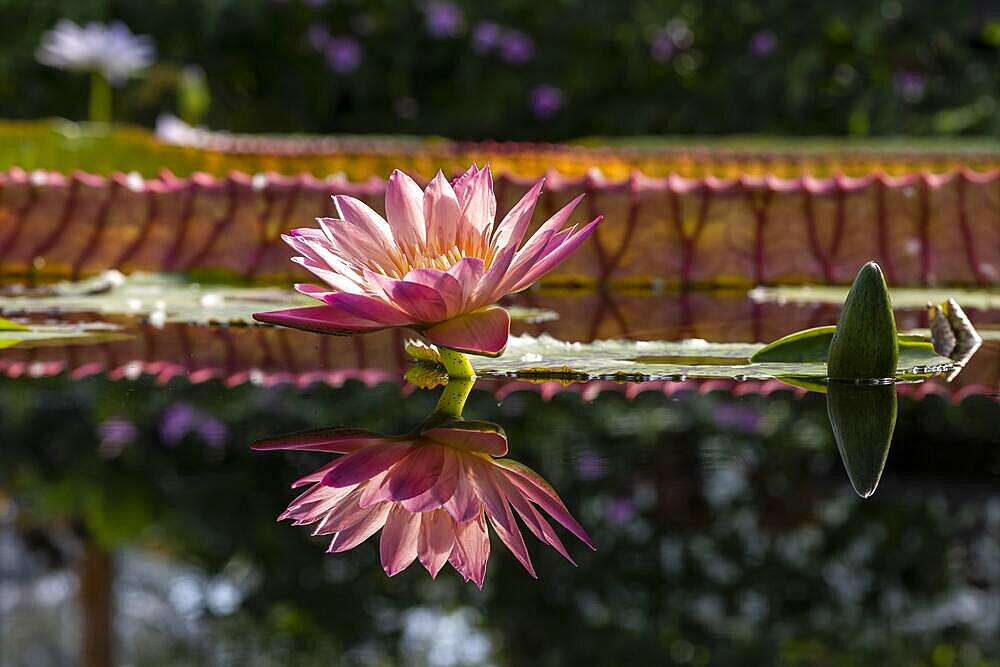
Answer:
35, 20, 155, 86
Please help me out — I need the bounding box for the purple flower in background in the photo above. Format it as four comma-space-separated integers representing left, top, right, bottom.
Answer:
98, 418, 137, 459
529, 84, 563, 119
712, 403, 759, 433
750, 29, 776, 57
575, 449, 607, 481
161, 403, 197, 445
325, 37, 362, 74
35, 20, 155, 85
423, 1, 464, 38
499, 30, 534, 64
893, 70, 927, 104
650, 31, 674, 62
99, 418, 137, 445
472, 21, 502, 53
307, 24, 330, 50
197, 417, 229, 448
606, 497, 636, 525
160, 403, 228, 446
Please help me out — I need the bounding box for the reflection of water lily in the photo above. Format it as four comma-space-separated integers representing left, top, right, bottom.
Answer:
255, 420, 594, 588
253, 164, 602, 357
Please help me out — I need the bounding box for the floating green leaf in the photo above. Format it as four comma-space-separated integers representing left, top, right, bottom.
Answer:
0, 322, 129, 350
751, 325, 934, 367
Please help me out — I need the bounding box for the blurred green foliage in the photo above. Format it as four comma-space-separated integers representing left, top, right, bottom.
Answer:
2, 0, 998, 139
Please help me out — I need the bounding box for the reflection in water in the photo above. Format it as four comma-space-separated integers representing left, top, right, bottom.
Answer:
254, 379, 594, 587
826, 382, 897, 498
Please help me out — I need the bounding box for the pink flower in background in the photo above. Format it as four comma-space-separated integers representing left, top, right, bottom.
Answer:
253, 164, 602, 356
255, 422, 594, 587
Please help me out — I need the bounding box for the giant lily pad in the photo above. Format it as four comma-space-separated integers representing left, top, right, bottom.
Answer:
409, 333, 955, 384
0, 272, 555, 327
749, 285, 999, 311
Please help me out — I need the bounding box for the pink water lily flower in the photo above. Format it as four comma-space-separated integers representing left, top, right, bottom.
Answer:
254, 421, 595, 588
253, 164, 602, 357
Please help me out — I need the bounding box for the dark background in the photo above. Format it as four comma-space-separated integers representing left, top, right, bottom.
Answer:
2, 0, 999, 139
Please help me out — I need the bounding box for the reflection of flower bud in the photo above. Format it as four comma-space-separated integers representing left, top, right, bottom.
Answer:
255, 419, 594, 588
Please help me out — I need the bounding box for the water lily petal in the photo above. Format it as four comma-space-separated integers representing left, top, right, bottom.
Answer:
253, 427, 387, 453
294, 283, 334, 301
331, 195, 393, 243
457, 164, 496, 244
322, 292, 414, 327
485, 499, 536, 578
422, 420, 508, 456
374, 278, 449, 323
498, 475, 575, 564
402, 450, 461, 512
380, 504, 421, 575
510, 216, 603, 292
451, 164, 479, 208
402, 268, 465, 319
312, 485, 371, 534
328, 502, 391, 553
418, 509, 456, 578
490, 178, 544, 254
322, 440, 414, 488
446, 257, 485, 309
385, 169, 426, 248
423, 171, 461, 252
469, 246, 516, 309
422, 307, 510, 357
252, 305, 385, 335
290, 459, 342, 489
496, 459, 595, 549
443, 458, 480, 522
450, 513, 490, 588
384, 443, 446, 501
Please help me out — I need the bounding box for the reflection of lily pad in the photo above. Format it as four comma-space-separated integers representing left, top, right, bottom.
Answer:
0, 272, 557, 327
749, 285, 999, 311
410, 334, 956, 383
0, 322, 129, 350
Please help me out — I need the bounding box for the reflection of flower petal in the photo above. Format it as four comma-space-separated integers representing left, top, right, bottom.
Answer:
418, 510, 456, 578
380, 505, 422, 575
322, 441, 414, 488
261, 422, 593, 585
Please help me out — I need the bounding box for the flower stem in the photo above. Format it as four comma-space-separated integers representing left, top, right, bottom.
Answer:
438, 347, 475, 379
434, 377, 474, 418
89, 73, 112, 123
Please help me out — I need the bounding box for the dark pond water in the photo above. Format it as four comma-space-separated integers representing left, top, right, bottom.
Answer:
1, 292, 998, 666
